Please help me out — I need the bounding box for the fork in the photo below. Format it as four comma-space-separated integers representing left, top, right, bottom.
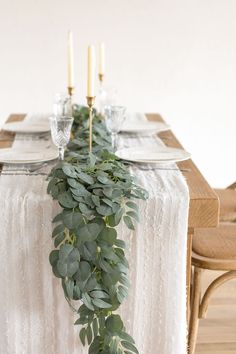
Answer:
130, 164, 191, 172
0, 172, 48, 176
2, 162, 48, 174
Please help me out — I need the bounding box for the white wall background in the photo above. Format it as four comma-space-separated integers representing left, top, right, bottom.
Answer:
0, 0, 235, 187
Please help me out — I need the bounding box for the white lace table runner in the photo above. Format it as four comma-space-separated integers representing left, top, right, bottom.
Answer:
0, 113, 189, 354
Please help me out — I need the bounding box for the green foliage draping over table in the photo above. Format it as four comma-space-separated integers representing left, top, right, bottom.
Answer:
47, 105, 148, 354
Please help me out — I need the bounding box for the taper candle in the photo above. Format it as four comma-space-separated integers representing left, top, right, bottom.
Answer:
68, 31, 74, 88
99, 42, 105, 75
87, 45, 96, 97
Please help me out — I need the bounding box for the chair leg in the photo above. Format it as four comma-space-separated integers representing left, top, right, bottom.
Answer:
188, 267, 202, 354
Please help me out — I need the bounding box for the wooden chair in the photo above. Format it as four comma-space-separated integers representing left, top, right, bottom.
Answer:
188, 223, 236, 354
214, 182, 236, 222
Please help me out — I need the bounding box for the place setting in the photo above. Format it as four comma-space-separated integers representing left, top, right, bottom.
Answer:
102, 104, 191, 169
0, 96, 75, 175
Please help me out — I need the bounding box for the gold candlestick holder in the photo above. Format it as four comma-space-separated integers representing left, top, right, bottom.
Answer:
67, 86, 75, 116
98, 74, 105, 116
98, 73, 104, 84
86, 96, 96, 152
67, 86, 75, 97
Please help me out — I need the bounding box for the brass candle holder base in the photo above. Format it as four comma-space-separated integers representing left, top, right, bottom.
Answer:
99, 74, 104, 84
86, 96, 96, 152
67, 86, 75, 97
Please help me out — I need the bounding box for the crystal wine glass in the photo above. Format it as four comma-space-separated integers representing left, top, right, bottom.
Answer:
49, 116, 74, 160
104, 105, 126, 150
99, 86, 118, 115
53, 93, 72, 116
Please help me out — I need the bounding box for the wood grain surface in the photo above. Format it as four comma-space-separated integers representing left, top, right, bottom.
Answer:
146, 113, 219, 229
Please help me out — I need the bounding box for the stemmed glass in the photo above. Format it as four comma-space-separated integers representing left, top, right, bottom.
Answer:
104, 105, 126, 150
53, 93, 72, 116
99, 86, 118, 115
49, 116, 74, 160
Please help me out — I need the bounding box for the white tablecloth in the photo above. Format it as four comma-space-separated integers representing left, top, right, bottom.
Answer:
0, 113, 189, 354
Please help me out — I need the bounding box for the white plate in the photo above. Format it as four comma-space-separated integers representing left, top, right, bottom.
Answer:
0, 148, 58, 164
115, 147, 191, 164
120, 121, 170, 134
2, 121, 50, 134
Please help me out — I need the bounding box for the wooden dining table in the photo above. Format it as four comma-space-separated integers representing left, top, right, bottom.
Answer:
0, 113, 220, 287
0, 112, 220, 348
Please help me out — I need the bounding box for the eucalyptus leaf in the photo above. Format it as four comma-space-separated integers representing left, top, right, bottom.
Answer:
79, 261, 91, 281
121, 341, 139, 354
98, 227, 117, 245
114, 239, 126, 249
92, 298, 112, 309
79, 327, 86, 346
117, 285, 128, 303
103, 187, 113, 198
123, 215, 135, 230
58, 190, 78, 208
82, 293, 95, 311
96, 204, 113, 216
119, 331, 135, 344
65, 278, 74, 299
89, 336, 101, 353
126, 201, 139, 212
54, 233, 65, 247
79, 203, 94, 216
91, 194, 100, 207
77, 223, 101, 242
97, 175, 109, 184
92, 318, 99, 337
90, 290, 109, 299
67, 178, 84, 189
126, 210, 139, 222
52, 224, 65, 238
62, 210, 83, 229
62, 165, 78, 178
105, 314, 123, 332
56, 260, 67, 277
86, 324, 93, 345
49, 250, 59, 266
52, 212, 63, 223
78, 172, 94, 185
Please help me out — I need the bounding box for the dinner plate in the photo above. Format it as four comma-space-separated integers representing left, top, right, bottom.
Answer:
120, 121, 170, 135
115, 147, 191, 164
2, 121, 50, 134
0, 148, 58, 164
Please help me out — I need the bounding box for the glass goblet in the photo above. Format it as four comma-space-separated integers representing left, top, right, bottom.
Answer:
104, 105, 126, 150
98, 86, 118, 115
53, 93, 72, 116
49, 116, 74, 160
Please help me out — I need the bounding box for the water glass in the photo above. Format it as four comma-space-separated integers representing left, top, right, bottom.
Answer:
49, 116, 74, 160
98, 86, 118, 115
104, 105, 126, 150
53, 93, 72, 117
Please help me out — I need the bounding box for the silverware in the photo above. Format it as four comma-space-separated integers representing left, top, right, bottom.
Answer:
2, 162, 48, 174
0, 172, 48, 176
132, 166, 191, 172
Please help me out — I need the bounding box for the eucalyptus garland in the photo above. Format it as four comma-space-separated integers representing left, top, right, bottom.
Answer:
47, 105, 148, 354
